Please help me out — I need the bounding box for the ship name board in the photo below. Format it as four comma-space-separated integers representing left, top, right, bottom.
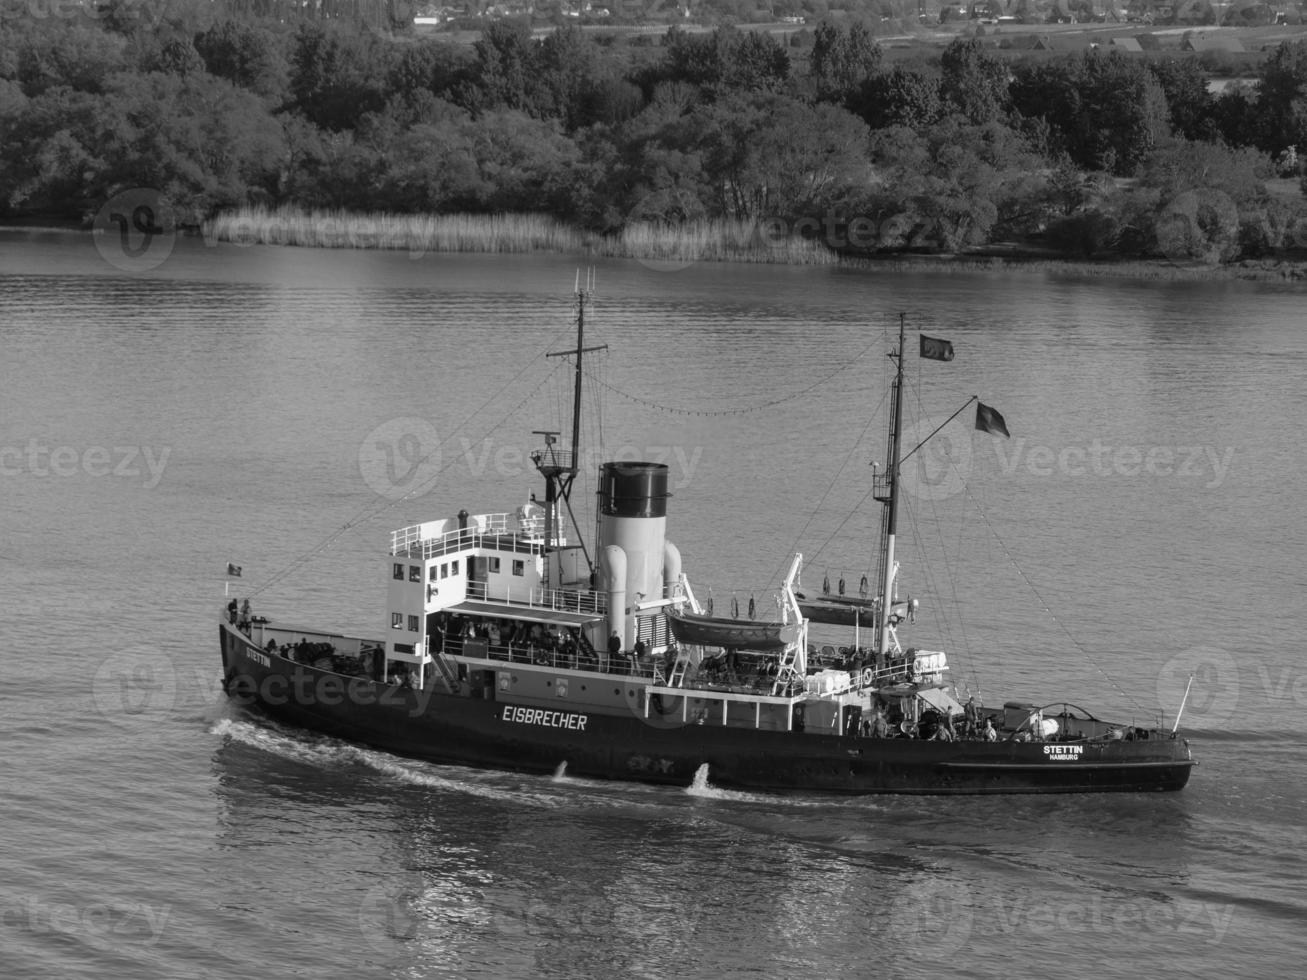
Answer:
245, 648, 270, 668
502, 705, 588, 731
1044, 744, 1083, 761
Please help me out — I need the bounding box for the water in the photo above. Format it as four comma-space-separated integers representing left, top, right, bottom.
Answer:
2, 230, 1304, 979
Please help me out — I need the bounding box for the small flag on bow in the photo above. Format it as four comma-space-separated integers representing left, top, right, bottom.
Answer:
919, 335, 955, 362
975, 402, 1010, 439
226, 563, 242, 577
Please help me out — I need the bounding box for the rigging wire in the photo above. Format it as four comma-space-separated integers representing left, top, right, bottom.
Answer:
581, 334, 883, 417
248, 329, 575, 600
955, 478, 1144, 713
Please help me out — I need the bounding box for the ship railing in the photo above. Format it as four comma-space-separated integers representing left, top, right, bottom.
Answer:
441, 634, 655, 678
464, 580, 607, 615
391, 514, 524, 558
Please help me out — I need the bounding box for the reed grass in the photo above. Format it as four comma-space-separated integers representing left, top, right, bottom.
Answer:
203, 207, 584, 253
594, 218, 841, 266
200, 206, 1307, 279
204, 207, 840, 265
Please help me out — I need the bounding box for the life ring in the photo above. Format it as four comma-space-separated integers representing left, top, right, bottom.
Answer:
747, 596, 755, 619
859, 575, 869, 599
706, 597, 713, 616
861, 666, 874, 687
823, 573, 830, 594
792, 704, 805, 729
838, 576, 846, 596
731, 596, 739, 619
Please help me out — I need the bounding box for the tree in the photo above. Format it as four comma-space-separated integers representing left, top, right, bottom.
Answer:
471, 18, 540, 114
195, 19, 291, 103
851, 66, 943, 131
289, 22, 392, 131
940, 39, 1009, 126
1252, 40, 1307, 155
807, 21, 882, 105
1011, 51, 1170, 176
1149, 57, 1215, 142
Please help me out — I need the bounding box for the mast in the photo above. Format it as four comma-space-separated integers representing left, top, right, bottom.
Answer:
873, 315, 907, 669
535, 272, 606, 587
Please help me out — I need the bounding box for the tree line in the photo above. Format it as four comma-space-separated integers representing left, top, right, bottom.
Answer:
4, 0, 1307, 263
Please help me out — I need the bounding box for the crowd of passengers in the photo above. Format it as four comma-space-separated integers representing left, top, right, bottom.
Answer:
431, 613, 656, 675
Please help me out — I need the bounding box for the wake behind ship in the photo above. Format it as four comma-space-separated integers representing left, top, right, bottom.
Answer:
218, 292, 1194, 795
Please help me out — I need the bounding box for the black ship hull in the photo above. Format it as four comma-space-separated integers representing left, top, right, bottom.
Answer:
220, 623, 1194, 796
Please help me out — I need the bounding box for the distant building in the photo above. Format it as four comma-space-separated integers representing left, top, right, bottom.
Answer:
1180, 33, 1246, 53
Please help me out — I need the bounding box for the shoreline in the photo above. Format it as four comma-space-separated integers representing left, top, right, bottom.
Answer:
6, 207, 1307, 281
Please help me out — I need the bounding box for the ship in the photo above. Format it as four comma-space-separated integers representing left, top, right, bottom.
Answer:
218, 289, 1195, 794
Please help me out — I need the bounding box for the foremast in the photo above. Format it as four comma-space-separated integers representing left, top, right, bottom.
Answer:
872, 315, 907, 670
533, 271, 606, 587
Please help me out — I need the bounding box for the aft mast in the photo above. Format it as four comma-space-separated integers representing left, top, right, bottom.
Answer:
872, 315, 907, 670
534, 271, 606, 587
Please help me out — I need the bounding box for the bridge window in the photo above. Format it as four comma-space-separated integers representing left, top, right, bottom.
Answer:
393, 563, 404, 580
408, 615, 419, 632
488, 557, 501, 574
451, 559, 460, 575
391, 612, 403, 629
512, 560, 525, 576
409, 565, 421, 582
429, 565, 438, 581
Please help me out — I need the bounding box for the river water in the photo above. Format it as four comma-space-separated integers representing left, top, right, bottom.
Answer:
2, 229, 1304, 979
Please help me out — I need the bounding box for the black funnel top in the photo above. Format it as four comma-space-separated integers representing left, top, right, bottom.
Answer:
598, 462, 669, 518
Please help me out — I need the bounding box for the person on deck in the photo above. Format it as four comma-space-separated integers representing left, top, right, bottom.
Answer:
607, 630, 621, 671
983, 718, 998, 742
239, 599, 251, 634
964, 696, 980, 737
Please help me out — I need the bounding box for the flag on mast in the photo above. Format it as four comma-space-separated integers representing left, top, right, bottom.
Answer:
975, 402, 1010, 438
226, 563, 242, 577
919, 335, 955, 361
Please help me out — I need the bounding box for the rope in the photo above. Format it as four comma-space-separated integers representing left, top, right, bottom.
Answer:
956, 479, 1143, 712
583, 334, 883, 417
248, 332, 575, 600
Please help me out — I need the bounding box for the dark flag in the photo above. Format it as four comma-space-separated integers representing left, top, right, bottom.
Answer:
920, 335, 955, 362
975, 402, 1010, 439
226, 563, 242, 577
